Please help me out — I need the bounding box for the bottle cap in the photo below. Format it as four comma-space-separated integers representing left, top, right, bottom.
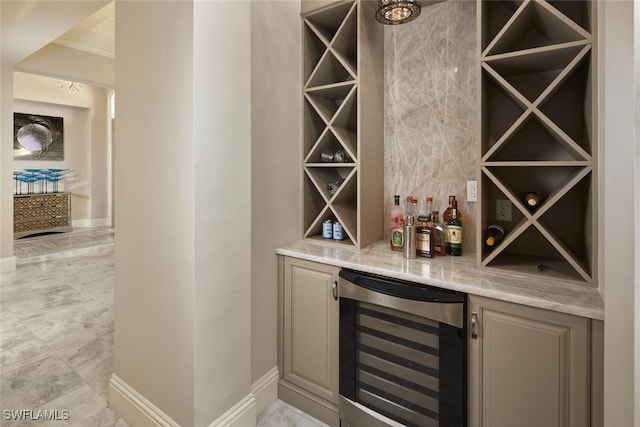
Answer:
426, 197, 433, 202
486, 236, 495, 246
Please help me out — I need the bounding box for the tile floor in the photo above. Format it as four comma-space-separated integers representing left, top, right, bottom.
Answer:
1, 228, 327, 427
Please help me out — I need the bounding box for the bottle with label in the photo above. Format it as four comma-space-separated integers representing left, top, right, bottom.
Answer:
443, 195, 457, 254
389, 195, 404, 252
430, 211, 445, 256
485, 224, 505, 249
406, 196, 417, 218
446, 200, 463, 256
416, 219, 434, 258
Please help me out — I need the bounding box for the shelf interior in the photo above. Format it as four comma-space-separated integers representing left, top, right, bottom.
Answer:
486, 114, 587, 162
306, 128, 354, 164
331, 5, 357, 74
546, 0, 592, 33
486, 1, 587, 56
306, 83, 355, 124
307, 51, 355, 88
305, 1, 354, 44
303, 22, 327, 83
481, 0, 524, 52
303, 99, 327, 157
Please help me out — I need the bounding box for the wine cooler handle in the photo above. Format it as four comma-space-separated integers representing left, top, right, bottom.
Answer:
332, 280, 338, 301
471, 312, 478, 339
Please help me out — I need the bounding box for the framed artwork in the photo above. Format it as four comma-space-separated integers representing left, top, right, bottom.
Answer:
14, 113, 64, 160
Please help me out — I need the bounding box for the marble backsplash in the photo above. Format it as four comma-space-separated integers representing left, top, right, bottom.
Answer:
384, 0, 477, 252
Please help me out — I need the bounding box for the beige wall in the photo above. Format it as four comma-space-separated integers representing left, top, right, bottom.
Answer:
113, 1, 253, 426
600, 1, 637, 426
250, 0, 302, 390
1, 65, 15, 271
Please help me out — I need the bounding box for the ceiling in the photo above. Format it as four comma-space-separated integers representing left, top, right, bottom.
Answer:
52, 1, 115, 59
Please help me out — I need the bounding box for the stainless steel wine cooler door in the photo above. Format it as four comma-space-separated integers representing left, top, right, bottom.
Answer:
338, 269, 466, 427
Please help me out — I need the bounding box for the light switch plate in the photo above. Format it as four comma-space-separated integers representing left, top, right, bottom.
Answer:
467, 180, 477, 202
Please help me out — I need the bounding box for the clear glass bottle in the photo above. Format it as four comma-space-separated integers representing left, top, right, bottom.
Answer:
446, 200, 463, 256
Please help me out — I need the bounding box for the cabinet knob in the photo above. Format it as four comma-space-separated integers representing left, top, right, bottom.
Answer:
332, 280, 338, 301
471, 312, 478, 339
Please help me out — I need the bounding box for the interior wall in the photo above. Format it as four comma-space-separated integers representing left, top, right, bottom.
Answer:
600, 1, 637, 426
0, 65, 15, 270
193, 1, 253, 425
250, 0, 301, 392
113, 1, 196, 425
384, 0, 477, 251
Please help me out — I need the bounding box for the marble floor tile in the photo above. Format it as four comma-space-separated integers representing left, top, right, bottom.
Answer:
0, 356, 84, 409
60, 335, 113, 399
257, 400, 329, 427
2, 230, 322, 427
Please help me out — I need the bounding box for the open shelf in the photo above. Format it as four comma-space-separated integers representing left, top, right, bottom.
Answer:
301, 0, 383, 247
478, 0, 596, 285
484, 0, 588, 57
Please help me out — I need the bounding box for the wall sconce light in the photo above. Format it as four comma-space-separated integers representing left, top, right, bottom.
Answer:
375, 0, 421, 25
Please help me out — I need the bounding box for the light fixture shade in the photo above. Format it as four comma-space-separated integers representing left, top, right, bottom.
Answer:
375, 0, 421, 25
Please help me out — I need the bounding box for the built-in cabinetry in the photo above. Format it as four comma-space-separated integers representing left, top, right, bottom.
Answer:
301, 0, 383, 248
277, 257, 603, 427
14, 193, 72, 238
468, 295, 601, 427
278, 257, 340, 426
478, 0, 597, 284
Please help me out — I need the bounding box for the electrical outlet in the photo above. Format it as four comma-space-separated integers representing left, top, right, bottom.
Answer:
467, 180, 477, 202
496, 199, 512, 221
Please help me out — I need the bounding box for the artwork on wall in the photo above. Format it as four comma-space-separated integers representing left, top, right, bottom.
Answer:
13, 113, 64, 160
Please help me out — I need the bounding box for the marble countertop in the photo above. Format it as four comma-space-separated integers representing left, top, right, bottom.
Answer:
276, 240, 604, 320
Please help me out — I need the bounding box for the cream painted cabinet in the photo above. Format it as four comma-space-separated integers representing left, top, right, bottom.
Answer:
468, 295, 590, 427
279, 257, 340, 426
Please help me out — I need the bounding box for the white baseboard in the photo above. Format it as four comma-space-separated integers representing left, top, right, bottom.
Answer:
72, 218, 111, 228
109, 368, 278, 427
0, 256, 16, 273
208, 393, 256, 427
109, 374, 179, 427
251, 366, 279, 418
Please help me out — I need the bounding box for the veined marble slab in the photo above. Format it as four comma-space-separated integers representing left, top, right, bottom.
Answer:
276, 240, 604, 320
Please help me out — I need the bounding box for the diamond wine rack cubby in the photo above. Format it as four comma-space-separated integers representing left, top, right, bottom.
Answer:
301, 0, 383, 248
478, 0, 597, 284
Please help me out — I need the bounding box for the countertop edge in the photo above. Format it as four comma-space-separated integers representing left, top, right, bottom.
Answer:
276, 242, 605, 321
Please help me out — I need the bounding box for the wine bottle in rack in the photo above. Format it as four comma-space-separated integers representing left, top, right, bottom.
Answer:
485, 224, 505, 249
523, 191, 542, 210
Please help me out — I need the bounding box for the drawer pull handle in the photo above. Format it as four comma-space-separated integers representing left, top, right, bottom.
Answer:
332, 281, 338, 301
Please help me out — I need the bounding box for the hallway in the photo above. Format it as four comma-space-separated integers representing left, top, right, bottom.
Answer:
0, 229, 326, 427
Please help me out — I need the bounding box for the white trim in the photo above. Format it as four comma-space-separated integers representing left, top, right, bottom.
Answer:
0, 256, 16, 273
208, 393, 256, 427
108, 374, 180, 427
72, 218, 111, 228
251, 366, 279, 418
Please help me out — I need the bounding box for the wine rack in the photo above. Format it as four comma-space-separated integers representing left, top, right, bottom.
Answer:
477, 0, 597, 284
301, 0, 383, 248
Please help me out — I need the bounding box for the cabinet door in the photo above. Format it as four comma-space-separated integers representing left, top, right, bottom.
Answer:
468, 295, 589, 427
283, 257, 339, 404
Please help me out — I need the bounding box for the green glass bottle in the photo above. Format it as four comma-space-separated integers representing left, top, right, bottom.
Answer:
446, 200, 462, 256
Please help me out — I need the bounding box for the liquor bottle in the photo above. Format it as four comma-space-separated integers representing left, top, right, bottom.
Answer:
406, 196, 417, 218
443, 195, 459, 254
422, 197, 433, 222
446, 200, 462, 256
485, 224, 505, 248
523, 191, 542, 210
430, 211, 445, 256
442, 195, 458, 223
389, 195, 404, 252
416, 218, 434, 258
